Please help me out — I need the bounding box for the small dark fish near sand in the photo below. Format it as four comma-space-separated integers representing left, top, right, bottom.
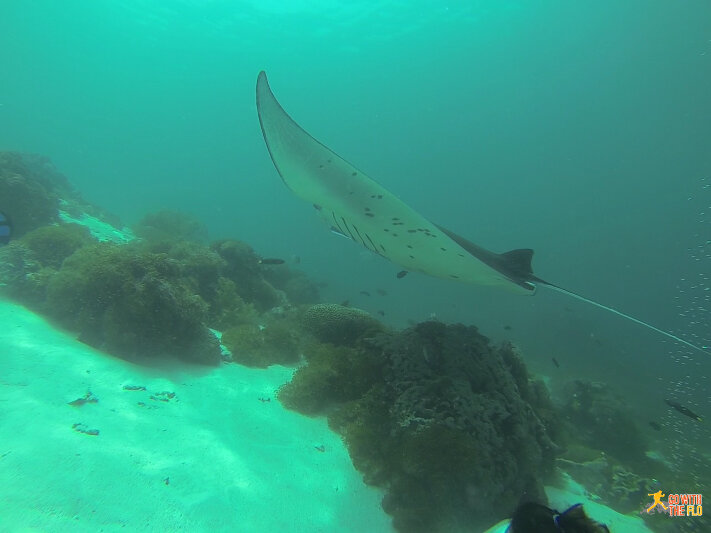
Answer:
396, 270, 408, 279
649, 421, 662, 431
259, 258, 285, 265
665, 399, 703, 422
0, 211, 12, 245
503, 325, 512, 331
360, 290, 371, 296
551, 357, 560, 368
68, 390, 99, 407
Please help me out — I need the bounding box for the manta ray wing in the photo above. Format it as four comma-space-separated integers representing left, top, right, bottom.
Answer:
256, 71, 534, 293
254, 71, 709, 355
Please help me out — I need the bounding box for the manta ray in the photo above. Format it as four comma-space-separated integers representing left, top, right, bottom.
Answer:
255, 71, 707, 354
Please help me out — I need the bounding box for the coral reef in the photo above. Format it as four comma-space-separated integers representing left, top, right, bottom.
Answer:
279, 342, 384, 414
0, 151, 61, 237
260, 263, 320, 304
559, 379, 648, 466
44, 242, 221, 365
211, 239, 282, 311
280, 321, 560, 532
19, 223, 94, 268
301, 303, 383, 345
133, 209, 209, 244
221, 319, 301, 368
0, 154, 331, 369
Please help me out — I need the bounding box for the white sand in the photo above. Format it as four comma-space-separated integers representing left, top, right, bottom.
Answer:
0, 299, 393, 532
0, 298, 655, 533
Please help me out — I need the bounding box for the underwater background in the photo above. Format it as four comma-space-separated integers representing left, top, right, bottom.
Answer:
1, 1, 710, 531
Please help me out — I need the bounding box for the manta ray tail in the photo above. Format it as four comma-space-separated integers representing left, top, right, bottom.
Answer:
532, 279, 710, 354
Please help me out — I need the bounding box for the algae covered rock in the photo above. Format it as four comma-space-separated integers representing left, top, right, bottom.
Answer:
133, 209, 209, 244
222, 320, 300, 368
560, 379, 647, 466
19, 223, 94, 268
0, 152, 60, 238
302, 303, 382, 345
279, 320, 560, 532
212, 239, 281, 311
279, 342, 385, 414
45, 242, 221, 365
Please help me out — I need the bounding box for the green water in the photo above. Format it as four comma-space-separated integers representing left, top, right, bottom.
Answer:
1, 1, 709, 530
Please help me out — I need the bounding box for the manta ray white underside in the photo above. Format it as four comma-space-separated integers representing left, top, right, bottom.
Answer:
255, 71, 535, 294
255, 71, 708, 354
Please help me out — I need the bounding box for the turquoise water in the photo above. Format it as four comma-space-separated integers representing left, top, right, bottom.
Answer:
2, 0, 710, 528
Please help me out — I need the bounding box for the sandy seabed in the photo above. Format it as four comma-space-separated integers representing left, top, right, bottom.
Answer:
0, 298, 653, 532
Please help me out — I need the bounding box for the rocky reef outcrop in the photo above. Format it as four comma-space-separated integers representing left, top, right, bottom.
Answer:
280, 320, 560, 532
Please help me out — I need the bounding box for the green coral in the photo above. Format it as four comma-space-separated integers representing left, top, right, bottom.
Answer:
278, 322, 560, 532
0, 151, 60, 237
278, 342, 385, 414
45, 242, 220, 365
133, 209, 209, 243
560, 380, 648, 467
212, 239, 281, 311
301, 303, 382, 345
19, 223, 94, 268
222, 320, 301, 368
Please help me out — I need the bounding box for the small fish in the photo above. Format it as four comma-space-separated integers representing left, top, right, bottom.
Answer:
163, 477, 170, 486
0, 211, 12, 245
259, 258, 285, 265
68, 390, 99, 407
665, 399, 703, 422
649, 421, 662, 431
396, 270, 408, 279
258, 397, 271, 403
360, 290, 371, 296
551, 357, 560, 368
377, 310, 385, 316
503, 325, 512, 331
376, 288, 387, 296
340, 300, 350, 307
314, 445, 326, 452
